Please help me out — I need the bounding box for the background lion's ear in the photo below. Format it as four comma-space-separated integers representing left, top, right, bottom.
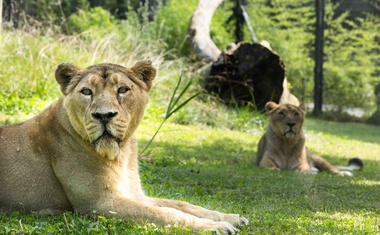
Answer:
265, 101, 279, 113
131, 60, 156, 90
55, 63, 80, 95
299, 103, 307, 112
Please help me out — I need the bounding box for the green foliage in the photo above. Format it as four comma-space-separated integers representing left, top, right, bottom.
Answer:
146, 0, 198, 57
210, 1, 238, 49
242, 0, 380, 115
27, 0, 89, 28
324, 11, 380, 112
67, 7, 118, 34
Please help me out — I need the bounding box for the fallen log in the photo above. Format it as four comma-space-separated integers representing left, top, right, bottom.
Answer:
206, 42, 287, 110
188, 0, 299, 110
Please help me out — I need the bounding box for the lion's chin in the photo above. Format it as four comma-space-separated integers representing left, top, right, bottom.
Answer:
284, 132, 296, 139
94, 138, 120, 160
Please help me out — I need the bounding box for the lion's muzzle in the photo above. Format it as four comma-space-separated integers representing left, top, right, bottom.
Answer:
284, 122, 297, 138
92, 111, 118, 124
89, 110, 124, 159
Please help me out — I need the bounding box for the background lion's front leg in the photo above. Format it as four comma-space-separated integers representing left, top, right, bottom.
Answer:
259, 154, 280, 170
145, 197, 249, 226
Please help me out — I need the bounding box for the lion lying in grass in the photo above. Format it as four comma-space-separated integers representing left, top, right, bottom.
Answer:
257, 102, 363, 176
0, 61, 248, 234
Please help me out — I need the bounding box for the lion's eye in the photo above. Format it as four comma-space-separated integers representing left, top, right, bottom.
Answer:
279, 111, 285, 117
80, 88, 93, 96
294, 112, 300, 116
118, 86, 130, 94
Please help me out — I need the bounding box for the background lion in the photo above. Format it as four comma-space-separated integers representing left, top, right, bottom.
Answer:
0, 61, 248, 234
257, 101, 363, 176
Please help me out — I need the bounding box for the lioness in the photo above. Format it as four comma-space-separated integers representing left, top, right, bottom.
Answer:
0, 61, 248, 234
257, 101, 359, 176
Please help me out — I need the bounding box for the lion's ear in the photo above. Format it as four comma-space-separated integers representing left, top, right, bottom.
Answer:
265, 101, 279, 113
55, 63, 80, 95
299, 103, 306, 112
131, 60, 156, 90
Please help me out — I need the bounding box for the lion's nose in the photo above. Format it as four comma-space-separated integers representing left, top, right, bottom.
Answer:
92, 111, 118, 123
287, 123, 296, 128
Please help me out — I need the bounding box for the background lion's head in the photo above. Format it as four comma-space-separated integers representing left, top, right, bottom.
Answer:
265, 102, 306, 140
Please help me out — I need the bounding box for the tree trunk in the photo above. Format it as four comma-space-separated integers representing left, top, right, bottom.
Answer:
4, 0, 20, 28
313, 0, 325, 115
187, 0, 223, 62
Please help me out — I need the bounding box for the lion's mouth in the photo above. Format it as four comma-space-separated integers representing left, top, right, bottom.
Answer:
94, 130, 121, 145
92, 129, 122, 160
284, 129, 296, 138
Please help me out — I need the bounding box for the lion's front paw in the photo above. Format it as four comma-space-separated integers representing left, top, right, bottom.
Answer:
210, 221, 239, 235
221, 214, 249, 227
193, 218, 239, 235
339, 171, 353, 177
239, 216, 249, 226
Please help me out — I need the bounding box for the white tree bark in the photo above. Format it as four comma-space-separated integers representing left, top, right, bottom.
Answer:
188, 0, 223, 62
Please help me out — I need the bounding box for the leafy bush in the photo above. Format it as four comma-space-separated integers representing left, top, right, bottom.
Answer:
324, 11, 379, 112
67, 7, 119, 34
26, 0, 89, 29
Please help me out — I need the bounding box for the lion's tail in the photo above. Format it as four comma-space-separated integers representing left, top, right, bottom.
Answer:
335, 158, 364, 171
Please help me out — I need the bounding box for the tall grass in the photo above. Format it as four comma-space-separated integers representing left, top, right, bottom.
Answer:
0, 11, 170, 117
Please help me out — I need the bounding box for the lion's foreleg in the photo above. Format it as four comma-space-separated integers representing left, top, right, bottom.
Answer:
97, 196, 239, 233
145, 197, 248, 226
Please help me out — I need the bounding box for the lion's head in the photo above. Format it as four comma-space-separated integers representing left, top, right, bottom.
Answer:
55, 61, 156, 160
265, 102, 306, 139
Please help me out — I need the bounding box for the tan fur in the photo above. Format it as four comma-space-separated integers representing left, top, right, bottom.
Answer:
257, 102, 352, 176
0, 61, 248, 234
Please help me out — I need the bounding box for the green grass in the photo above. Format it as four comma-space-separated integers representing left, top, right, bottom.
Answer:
1, 116, 379, 234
